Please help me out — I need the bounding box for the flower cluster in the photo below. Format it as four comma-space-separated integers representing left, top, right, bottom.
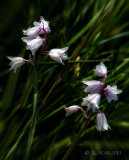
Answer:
7, 16, 68, 72
65, 62, 122, 132
21, 16, 50, 56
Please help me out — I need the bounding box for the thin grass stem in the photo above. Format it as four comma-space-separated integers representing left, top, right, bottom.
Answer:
62, 111, 93, 160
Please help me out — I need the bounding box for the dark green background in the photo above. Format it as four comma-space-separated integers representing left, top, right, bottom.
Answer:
0, 0, 129, 159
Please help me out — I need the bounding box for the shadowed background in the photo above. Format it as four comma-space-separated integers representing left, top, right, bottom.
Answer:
0, 0, 129, 159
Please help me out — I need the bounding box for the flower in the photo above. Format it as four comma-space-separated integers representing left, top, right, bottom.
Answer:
40, 16, 51, 33
48, 47, 68, 65
23, 16, 50, 39
104, 85, 122, 103
82, 80, 103, 93
23, 26, 44, 39
64, 105, 80, 116
21, 36, 45, 55
82, 93, 101, 113
96, 112, 110, 132
7, 56, 27, 73
94, 62, 107, 77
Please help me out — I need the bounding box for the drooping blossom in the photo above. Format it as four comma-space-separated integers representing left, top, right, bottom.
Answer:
82, 93, 101, 113
21, 36, 45, 56
82, 80, 103, 94
48, 47, 68, 65
94, 62, 107, 77
39, 16, 51, 33
64, 105, 80, 116
64, 105, 89, 119
96, 112, 110, 132
104, 85, 122, 103
7, 56, 28, 73
23, 26, 44, 39
23, 16, 51, 39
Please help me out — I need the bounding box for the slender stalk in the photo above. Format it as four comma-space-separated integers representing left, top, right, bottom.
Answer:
100, 74, 107, 94
62, 111, 93, 160
24, 32, 47, 160
25, 62, 38, 160
79, 107, 89, 119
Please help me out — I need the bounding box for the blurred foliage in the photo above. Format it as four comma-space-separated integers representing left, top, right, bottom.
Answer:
0, 0, 129, 159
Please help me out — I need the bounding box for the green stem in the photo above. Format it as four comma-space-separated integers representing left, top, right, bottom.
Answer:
62, 111, 93, 160
25, 64, 38, 160
24, 33, 47, 160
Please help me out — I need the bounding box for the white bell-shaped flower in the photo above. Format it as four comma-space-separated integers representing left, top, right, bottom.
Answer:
48, 47, 68, 65
7, 56, 27, 73
40, 16, 51, 33
96, 112, 110, 132
94, 62, 107, 77
82, 80, 103, 94
22, 36, 45, 56
82, 93, 101, 113
23, 16, 50, 39
23, 27, 44, 39
104, 85, 122, 103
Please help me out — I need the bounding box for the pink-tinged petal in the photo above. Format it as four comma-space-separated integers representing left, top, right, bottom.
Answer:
57, 47, 69, 53
40, 16, 51, 33
9, 61, 24, 70
7, 56, 26, 73
50, 56, 64, 65
48, 51, 59, 57
96, 112, 110, 132
82, 80, 101, 86
104, 85, 122, 103
96, 113, 102, 131
7, 56, 23, 62
82, 94, 101, 113
61, 53, 68, 60
21, 36, 33, 42
23, 27, 39, 35
48, 48, 68, 65
82, 80, 103, 94
102, 113, 110, 130
22, 36, 44, 55
33, 21, 40, 27
22, 16, 50, 39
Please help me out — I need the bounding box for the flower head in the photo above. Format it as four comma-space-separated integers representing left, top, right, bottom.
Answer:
94, 62, 107, 77
104, 85, 122, 103
82, 93, 101, 113
40, 16, 51, 33
82, 80, 103, 94
96, 112, 110, 132
64, 105, 80, 116
22, 36, 45, 56
7, 56, 27, 73
48, 47, 68, 65
23, 16, 50, 39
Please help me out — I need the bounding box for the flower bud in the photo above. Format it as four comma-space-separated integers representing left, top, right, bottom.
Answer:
94, 62, 107, 77
7, 56, 26, 73
64, 105, 80, 116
